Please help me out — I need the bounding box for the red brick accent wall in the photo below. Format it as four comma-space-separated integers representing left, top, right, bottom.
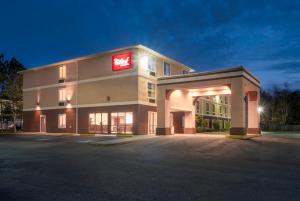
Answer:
23, 108, 76, 133
24, 104, 156, 134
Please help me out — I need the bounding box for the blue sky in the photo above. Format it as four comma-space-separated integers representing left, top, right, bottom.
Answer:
0, 0, 299, 89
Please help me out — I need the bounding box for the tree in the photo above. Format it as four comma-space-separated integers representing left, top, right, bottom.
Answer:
261, 83, 300, 131
0, 55, 25, 132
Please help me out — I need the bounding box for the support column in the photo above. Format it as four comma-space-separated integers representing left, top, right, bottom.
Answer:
230, 78, 247, 135
183, 108, 196, 134
156, 88, 172, 135
247, 91, 261, 134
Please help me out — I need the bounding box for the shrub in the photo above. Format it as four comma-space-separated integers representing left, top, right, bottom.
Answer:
212, 120, 220, 131
224, 121, 231, 130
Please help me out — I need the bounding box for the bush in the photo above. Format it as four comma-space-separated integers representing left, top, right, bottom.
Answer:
212, 120, 220, 131
224, 121, 231, 131
195, 114, 203, 128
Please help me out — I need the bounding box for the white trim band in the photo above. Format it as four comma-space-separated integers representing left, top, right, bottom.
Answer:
23, 72, 139, 92
23, 100, 157, 111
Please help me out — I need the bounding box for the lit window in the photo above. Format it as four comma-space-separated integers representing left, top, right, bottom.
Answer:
141, 56, 156, 76
58, 88, 66, 102
163, 62, 171, 76
147, 82, 156, 99
89, 113, 108, 133
59, 65, 66, 80
111, 112, 133, 134
58, 114, 66, 128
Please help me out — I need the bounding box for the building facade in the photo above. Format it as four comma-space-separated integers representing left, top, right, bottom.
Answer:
21, 45, 261, 135
22, 45, 192, 134
195, 95, 231, 130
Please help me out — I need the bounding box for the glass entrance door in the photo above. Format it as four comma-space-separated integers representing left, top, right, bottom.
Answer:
40, 115, 46, 133
111, 112, 133, 134
148, 111, 157, 134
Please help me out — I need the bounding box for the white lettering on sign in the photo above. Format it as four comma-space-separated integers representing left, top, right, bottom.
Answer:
113, 57, 130, 67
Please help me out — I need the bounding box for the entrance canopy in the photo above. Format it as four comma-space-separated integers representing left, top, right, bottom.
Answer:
156, 67, 260, 135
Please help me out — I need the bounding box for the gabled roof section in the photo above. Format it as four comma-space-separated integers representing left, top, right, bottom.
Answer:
19, 44, 194, 73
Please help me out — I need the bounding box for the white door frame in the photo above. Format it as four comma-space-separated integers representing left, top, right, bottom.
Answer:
40, 115, 46, 133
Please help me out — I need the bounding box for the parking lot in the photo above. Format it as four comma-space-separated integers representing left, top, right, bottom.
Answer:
0, 133, 299, 201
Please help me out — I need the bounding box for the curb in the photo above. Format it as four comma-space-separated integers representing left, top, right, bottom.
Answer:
225, 134, 262, 140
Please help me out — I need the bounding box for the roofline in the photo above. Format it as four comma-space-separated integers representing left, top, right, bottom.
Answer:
19, 44, 194, 73
158, 66, 260, 84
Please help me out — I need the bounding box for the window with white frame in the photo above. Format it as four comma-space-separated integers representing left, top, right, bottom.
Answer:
59, 65, 66, 80
111, 112, 133, 134
89, 113, 108, 133
163, 62, 171, 76
141, 55, 156, 76
58, 88, 66, 102
147, 82, 156, 100
58, 114, 66, 128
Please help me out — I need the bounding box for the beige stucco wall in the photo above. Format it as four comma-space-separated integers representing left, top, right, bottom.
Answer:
78, 48, 138, 81
23, 62, 77, 89
77, 76, 138, 105
23, 84, 77, 109
137, 48, 191, 77
22, 46, 193, 111
137, 48, 191, 104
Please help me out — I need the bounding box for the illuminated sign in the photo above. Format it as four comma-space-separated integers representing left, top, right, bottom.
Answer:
112, 52, 132, 71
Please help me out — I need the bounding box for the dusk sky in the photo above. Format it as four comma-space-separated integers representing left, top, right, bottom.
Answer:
0, 0, 299, 89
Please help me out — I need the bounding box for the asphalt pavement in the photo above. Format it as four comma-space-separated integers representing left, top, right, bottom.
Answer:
0, 133, 299, 201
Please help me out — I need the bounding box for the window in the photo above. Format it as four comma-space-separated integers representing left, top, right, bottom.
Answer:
147, 82, 156, 100
220, 106, 223, 116
89, 113, 108, 133
206, 102, 210, 114
58, 114, 66, 128
59, 65, 66, 80
141, 56, 156, 76
225, 96, 228, 104
111, 112, 133, 134
196, 101, 200, 113
163, 62, 171, 76
212, 105, 216, 115
58, 88, 66, 102
148, 111, 157, 134
224, 107, 227, 117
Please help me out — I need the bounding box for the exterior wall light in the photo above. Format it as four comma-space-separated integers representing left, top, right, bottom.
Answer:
258, 106, 263, 113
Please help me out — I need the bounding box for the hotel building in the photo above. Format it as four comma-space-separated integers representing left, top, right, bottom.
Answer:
195, 95, 231, 130
21, 45, 261, 135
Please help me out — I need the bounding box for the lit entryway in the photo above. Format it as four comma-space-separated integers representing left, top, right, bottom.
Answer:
40, 115, 46, 133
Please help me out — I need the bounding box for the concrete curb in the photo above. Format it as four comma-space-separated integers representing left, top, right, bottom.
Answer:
225, 134, 262, 140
